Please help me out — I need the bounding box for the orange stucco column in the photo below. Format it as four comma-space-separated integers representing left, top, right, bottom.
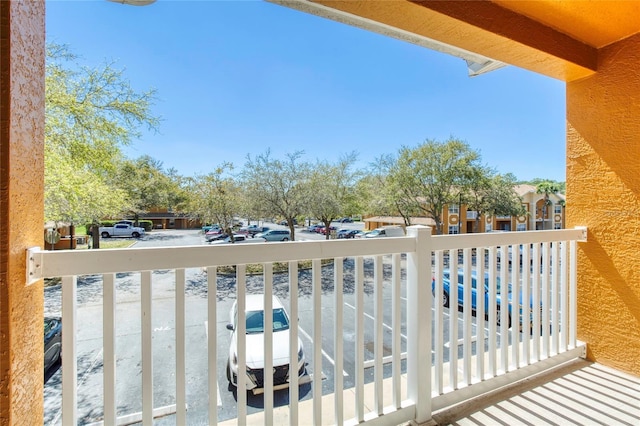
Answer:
567, 34, 640, 376
0, 0, 46, 423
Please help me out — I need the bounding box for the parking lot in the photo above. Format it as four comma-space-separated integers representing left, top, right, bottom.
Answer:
44, 225, 495, 425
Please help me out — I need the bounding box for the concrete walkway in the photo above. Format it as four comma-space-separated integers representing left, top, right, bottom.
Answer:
219, 359, 640, 425
433, 359, 640, 426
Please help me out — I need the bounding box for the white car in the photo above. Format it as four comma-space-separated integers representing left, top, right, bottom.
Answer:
226, 294, 305, 393
209, 234, 266, 244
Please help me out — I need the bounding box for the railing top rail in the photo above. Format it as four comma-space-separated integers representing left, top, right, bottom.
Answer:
430, 227, 586, 251
31, 237, 416, 278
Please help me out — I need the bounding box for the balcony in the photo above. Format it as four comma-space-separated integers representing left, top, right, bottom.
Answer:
34, 226, 625, 425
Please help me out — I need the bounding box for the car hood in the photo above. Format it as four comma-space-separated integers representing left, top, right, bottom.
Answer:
237, 330, 301, 369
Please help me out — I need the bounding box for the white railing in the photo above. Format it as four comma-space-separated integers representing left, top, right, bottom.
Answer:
31, 226, 587, 425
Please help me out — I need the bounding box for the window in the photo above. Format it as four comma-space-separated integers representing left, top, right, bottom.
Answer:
554, 223, 562, 230
516, 224, 526, 231
554, 204, 562, 214
486, 223, 493, 232
448, 204, 459, 214
448, 225, 459, 235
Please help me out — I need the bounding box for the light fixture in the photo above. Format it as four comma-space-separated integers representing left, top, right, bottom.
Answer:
269, 0, 506, 77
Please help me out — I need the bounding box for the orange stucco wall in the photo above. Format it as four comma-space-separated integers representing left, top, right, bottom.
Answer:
567, 34, 640, 375
0, 0, 46, 423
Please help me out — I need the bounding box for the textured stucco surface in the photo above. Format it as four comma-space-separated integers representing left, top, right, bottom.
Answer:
0, 0, 46, 423
567, 33, 640, 376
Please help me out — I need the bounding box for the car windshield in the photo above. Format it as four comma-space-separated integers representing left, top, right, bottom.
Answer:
245, 308, 290, 334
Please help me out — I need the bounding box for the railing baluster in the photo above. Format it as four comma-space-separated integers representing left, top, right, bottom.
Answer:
560, 240, 569, 352
391, 253, 402, 408
355, 256, 365, 423
551, 242, 560, 355
333, 257, 344, 424
207, 266, 217, 425
499, 245, 509, 373
176, 269, 186, 424
312, 258, 322, 426
475, 247, 485, 381
542, 242, 551, 359
434, 250, 444, 394
532, 244, 541, 362
511, 247, 520, 369
374, 255, 384, 414
289, 261, 300, 426
103, 273, 116, 425
141, 270, 153, 426
236, 265, 247, 425
263, 264, 274, 426
570, 239, 578, 348
449, 248, 458, 389
62, 275, 78, 425
462, 248, 472, 385
488, 247, 498, 376
522, 245, 531, 365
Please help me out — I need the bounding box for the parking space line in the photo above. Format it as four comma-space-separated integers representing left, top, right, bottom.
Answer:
344, 302, 408, 340
204, 321, 222, 407
297, 326, 349, 377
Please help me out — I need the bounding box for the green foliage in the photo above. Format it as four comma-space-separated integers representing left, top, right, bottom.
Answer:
185, 163, 243, 237
45, 43, 159, 225
241, 151, 312, 241
306, 153, 359, 239
386, 138, 483, 234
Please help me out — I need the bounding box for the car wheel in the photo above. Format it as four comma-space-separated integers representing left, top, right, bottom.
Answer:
132, 232, 140, 238
442, 290, 450, 308
282, 237, 289, 241
101, 232, 110, 238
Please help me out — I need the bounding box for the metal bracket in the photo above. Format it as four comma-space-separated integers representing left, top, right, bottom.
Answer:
26, 247, 43, 286
575, 226, 588, 241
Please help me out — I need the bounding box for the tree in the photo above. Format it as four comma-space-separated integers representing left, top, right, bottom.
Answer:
241, 151, 311, 241
45, 43, 159, 247
186, 164, 243, 239
306, 153, 359, 239
115, 156, 181, 224
387, 138, 482, 234
466, 171, 526, 232
536, 180, 561, 230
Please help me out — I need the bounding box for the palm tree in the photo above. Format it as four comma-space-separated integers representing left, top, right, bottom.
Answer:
536, 181, 560, 230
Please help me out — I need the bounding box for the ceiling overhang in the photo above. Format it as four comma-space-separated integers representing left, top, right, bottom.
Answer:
272, 0, 601, 82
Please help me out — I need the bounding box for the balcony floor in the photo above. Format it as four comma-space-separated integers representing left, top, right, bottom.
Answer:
216, 359, 639, 425
433, 359, 640, 426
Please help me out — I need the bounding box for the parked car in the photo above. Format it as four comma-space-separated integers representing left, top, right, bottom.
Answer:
44, 317, 62, 377
202, 224, 220, 233
337, 217, 353, 223
364, 226, 405, 238
226, 294, 306, 393
255, 229, 290, 241
204, 227, 224, 241
319, 226, 337, 235
279, 218, 298, 226
99, 223, 145, 238
306, 224, 324, 233
205, 232, 229, 242
432, 269, 541, 329
337, 229, 362, 239
237, 225, 270, 236
210, 234, 266, 244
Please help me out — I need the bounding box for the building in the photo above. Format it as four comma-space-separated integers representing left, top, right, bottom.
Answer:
365, 184, 566, 234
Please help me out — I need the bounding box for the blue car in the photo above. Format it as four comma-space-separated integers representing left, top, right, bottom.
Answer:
432, 270, 536, 329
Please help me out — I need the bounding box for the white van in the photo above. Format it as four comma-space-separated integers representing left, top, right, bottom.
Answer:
365, 226, 405, 238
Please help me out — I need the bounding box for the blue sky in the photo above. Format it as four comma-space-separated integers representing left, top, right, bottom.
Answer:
46, 0, 566, 182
